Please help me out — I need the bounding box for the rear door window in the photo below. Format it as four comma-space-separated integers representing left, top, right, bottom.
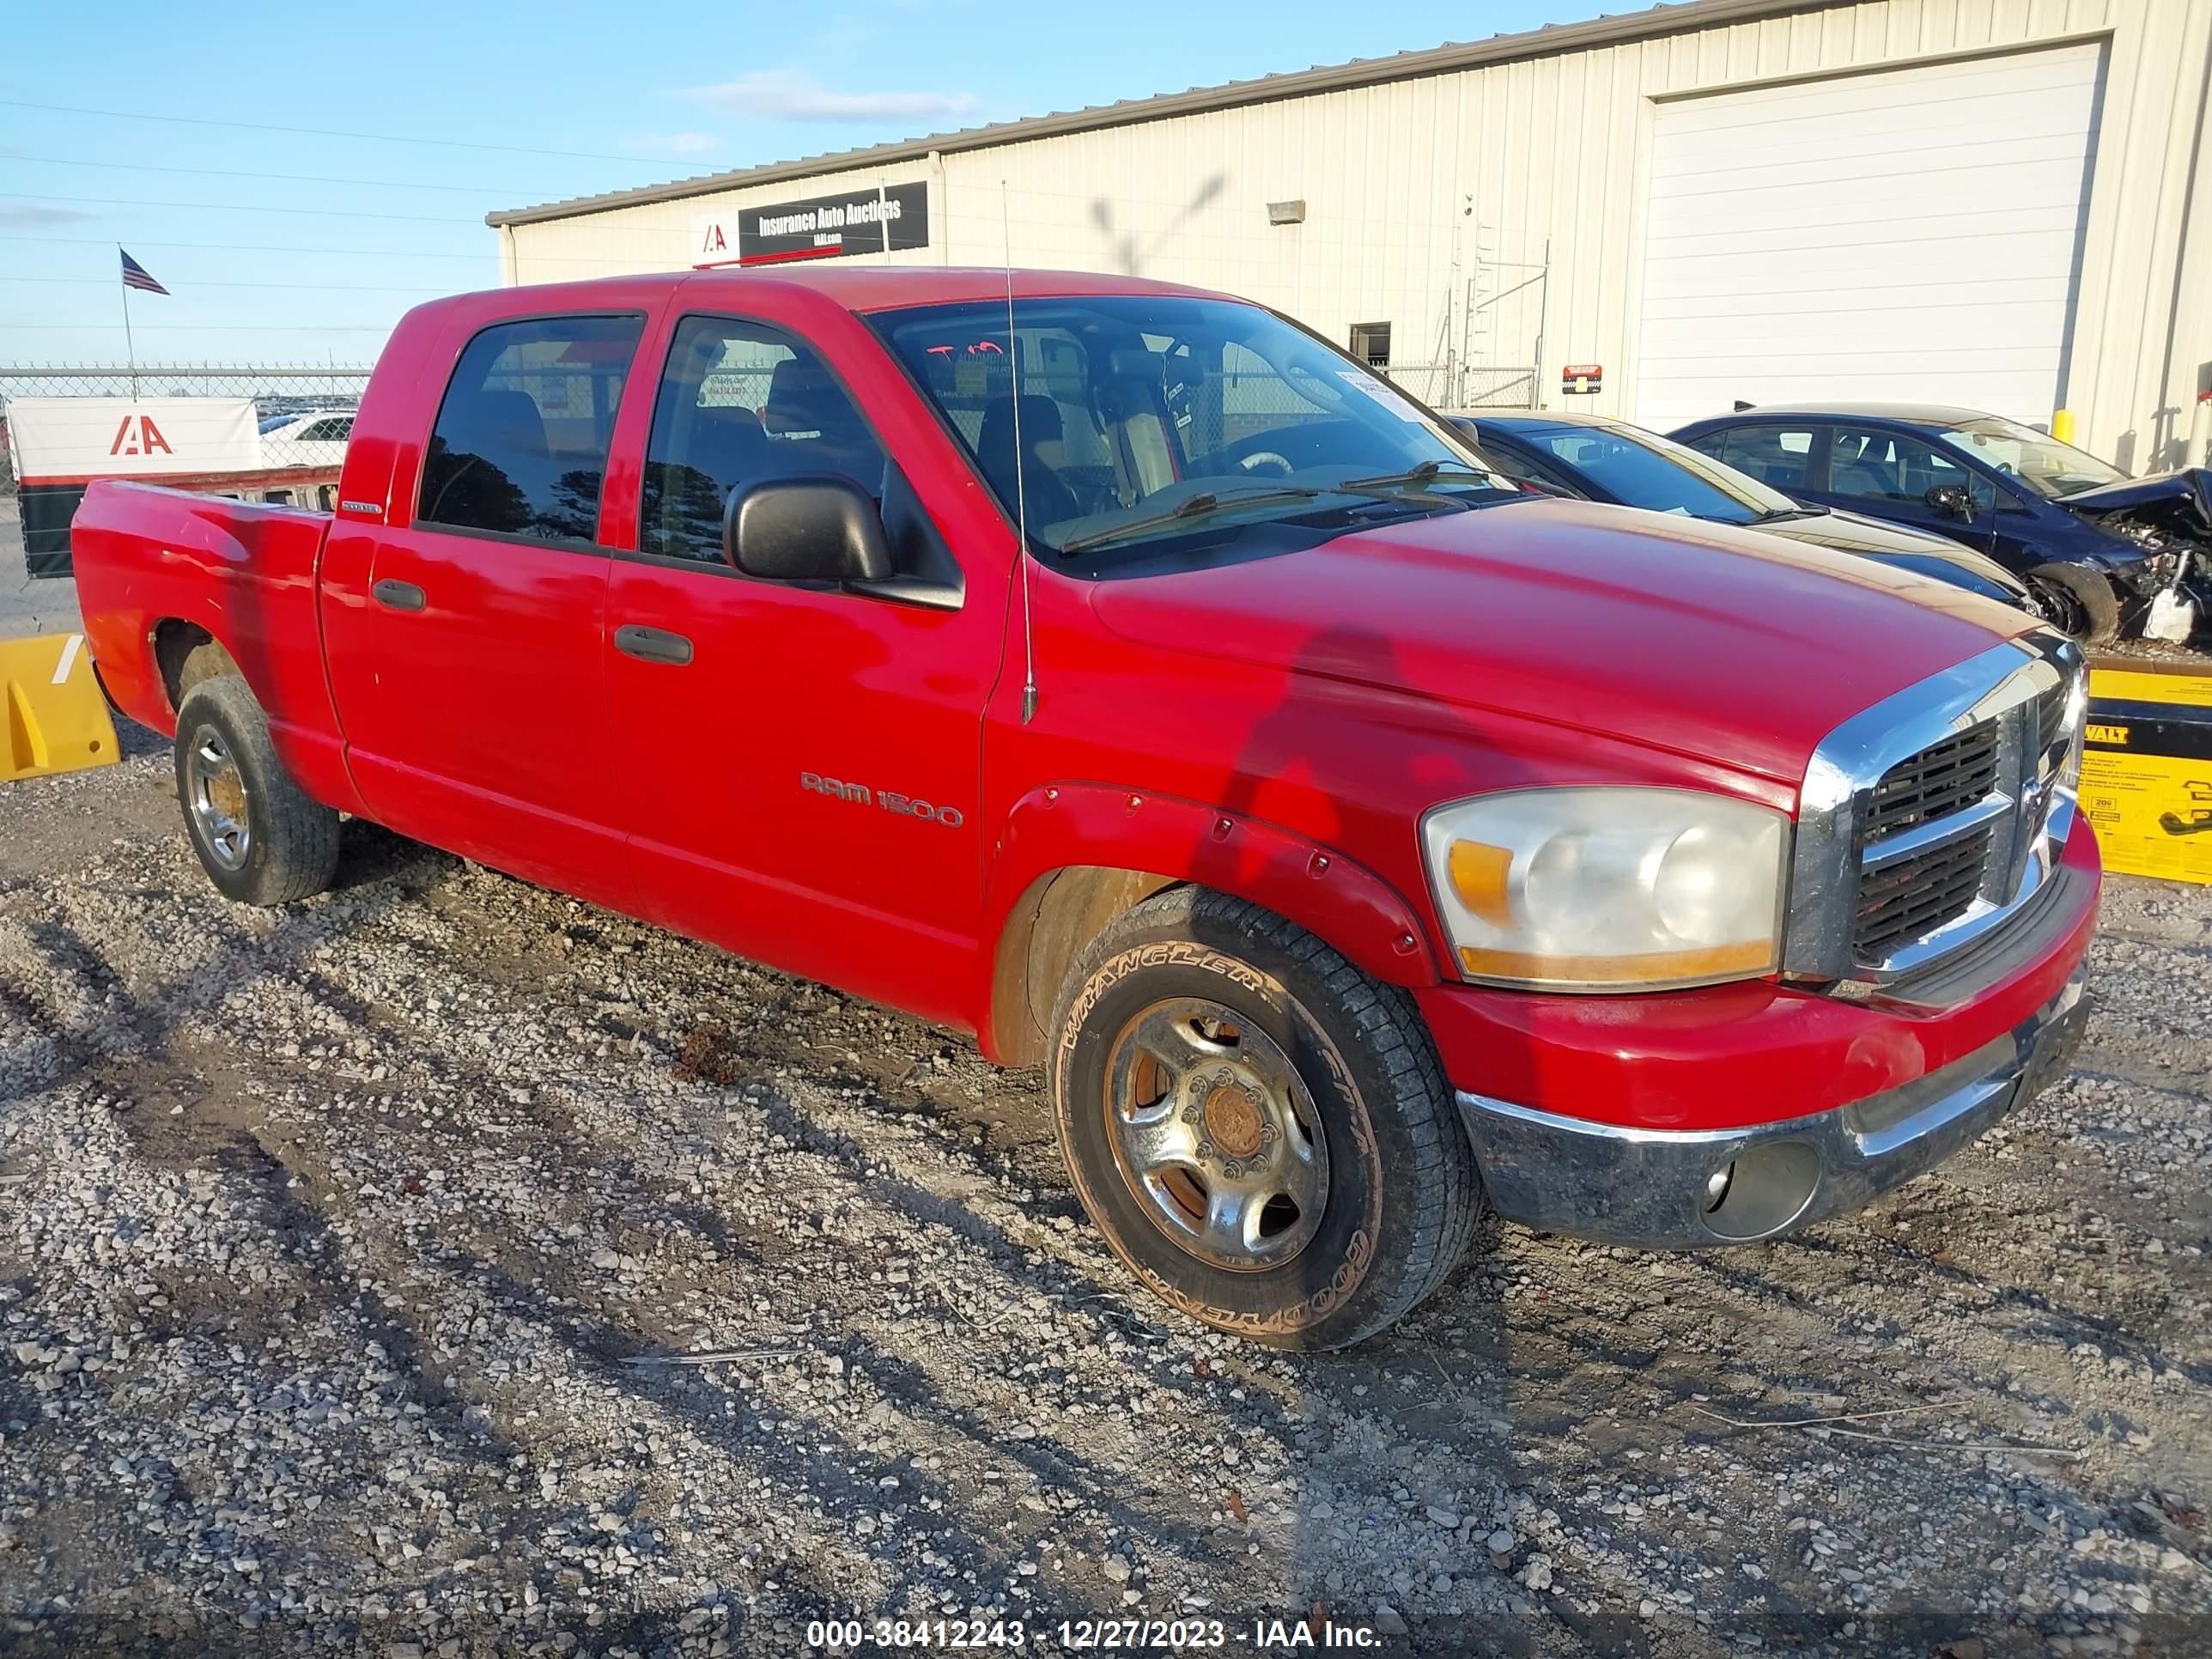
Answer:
416, 313, 644, 545
1705, 425, 1815, 489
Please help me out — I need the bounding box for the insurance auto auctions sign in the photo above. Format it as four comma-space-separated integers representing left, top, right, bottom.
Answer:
3, 396, 262, 483
690, 180, 929, 269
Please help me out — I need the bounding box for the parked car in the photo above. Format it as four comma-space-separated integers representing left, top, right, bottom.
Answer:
257, 409, 356, 469
70, 269, 2098, 1349
1669, 403, 2209, 644
1450, 411, 2039, 614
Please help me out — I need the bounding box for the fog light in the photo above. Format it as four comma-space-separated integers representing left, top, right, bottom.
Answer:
1704, 1164, 1734, 1212
1698, 1140, 1821, 1241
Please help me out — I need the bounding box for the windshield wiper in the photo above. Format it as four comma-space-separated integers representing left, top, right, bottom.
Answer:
1058, 483, 1324, 554
1752, 505, 1822, 524
1337, 460, 1500, 494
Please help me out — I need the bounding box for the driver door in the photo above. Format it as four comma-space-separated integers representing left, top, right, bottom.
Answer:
1820, 424, 1996, 551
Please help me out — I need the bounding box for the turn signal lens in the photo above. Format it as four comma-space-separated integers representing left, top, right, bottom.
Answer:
1445, 839, 1514, 927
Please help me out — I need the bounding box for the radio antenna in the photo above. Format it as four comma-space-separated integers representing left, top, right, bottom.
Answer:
1001, 180, 1038, 725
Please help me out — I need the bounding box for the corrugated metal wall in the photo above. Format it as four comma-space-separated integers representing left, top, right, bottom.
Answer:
503, 0, 2211, 466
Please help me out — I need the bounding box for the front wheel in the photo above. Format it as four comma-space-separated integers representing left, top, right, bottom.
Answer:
173, 676, 341, 906
1050, 887, 1484, 1349
2026, 562, 2121, 645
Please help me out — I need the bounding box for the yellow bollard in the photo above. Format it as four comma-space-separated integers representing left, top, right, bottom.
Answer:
1, 631, 121, 784
2051, 408, 2077, 446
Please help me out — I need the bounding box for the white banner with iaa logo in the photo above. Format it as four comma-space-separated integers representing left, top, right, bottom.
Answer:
2, 396, 262, 483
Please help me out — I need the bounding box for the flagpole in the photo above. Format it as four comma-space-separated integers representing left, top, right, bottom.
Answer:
118, 245, 139, 401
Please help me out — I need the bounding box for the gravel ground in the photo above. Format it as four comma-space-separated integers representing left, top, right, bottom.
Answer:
2, 726, 2210, 1658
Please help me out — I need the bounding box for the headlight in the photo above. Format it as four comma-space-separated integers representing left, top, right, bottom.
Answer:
1420, 788, 1790, 991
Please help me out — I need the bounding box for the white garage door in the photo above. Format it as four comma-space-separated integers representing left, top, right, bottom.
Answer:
1634, 45, 2104, 432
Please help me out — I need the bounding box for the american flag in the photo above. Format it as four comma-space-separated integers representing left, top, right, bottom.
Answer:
119, 249, 169, 295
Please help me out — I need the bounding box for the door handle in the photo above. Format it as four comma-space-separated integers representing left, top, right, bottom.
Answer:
371, 579, 426, 612
614, 624, 694, 666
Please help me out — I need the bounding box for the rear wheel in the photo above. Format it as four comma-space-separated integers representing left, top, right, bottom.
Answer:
173, 676, 340, 906
1050, 887, 1484, 1349
2026, 562, 2120, 644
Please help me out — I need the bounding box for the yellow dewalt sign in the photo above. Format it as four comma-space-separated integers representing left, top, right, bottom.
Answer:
2, 631, 120, 784
2082, 660, 2212, 886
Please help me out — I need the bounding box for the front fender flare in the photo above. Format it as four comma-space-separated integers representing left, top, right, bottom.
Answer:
978, 781, 1443, 1062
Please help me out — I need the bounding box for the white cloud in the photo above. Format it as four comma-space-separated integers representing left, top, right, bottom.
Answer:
0, 204, 93, 227
623, 132, 725, 155
683, 70, 978, 124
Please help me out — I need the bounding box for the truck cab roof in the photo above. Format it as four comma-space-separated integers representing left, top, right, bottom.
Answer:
453, 264, 1226, 320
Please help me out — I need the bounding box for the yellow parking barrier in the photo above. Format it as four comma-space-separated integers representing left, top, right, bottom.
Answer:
2051, 408, 2077, 445
2, 631, 120, 784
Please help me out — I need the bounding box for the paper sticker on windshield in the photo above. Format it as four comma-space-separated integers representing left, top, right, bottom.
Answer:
1338, 371, 1427, 423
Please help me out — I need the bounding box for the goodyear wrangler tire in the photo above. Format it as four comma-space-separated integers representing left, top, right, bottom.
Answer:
173, 676, 341, 908
1050, 886, 1484, 1349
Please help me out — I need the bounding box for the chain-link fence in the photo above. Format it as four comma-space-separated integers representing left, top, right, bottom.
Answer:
0, 367, 373, 575
1381, 362, 1540, 412
0, 366, 374, 487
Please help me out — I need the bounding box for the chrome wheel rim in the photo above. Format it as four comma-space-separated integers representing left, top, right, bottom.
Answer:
185, 726, 250, 871
1103, 996, 1329, 1272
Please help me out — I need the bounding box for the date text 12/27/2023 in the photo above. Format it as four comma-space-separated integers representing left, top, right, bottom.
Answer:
802, 1617, 1390, 1649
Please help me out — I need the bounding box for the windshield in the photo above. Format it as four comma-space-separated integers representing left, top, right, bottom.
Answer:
1504, 421, 1797, 525
871, 295, 1515, 561
1935, 416, 2125, 500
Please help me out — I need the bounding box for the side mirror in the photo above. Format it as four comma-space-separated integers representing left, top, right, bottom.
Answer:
1925, 483, 1978, 524
725, 477, 893, 584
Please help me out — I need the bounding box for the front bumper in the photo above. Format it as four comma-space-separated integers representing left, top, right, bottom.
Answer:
1455, 961, 2088, 1248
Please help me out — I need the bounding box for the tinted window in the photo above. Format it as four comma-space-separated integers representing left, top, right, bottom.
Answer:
417, 314, 642, 545
1829, 426, 1994, 513
1704, 425, 1814, 489
1518, 424, 1795, 524
1475, 442, 1549, 488
641, 315, 890, 564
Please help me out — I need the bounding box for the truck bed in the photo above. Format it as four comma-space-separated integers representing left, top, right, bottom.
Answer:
70, 481, 355, 808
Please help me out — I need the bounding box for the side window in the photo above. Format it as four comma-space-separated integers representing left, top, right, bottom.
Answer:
1475, 443, 1568, 495
1477, 444, 1542, 485
1709, 425, 1814, 489
641, 315, 890, 565
1828, 426, 1996, 512
417, 313, 643, 545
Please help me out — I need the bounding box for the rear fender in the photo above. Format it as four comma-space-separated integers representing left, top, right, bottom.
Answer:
978, 782, 1440, 1065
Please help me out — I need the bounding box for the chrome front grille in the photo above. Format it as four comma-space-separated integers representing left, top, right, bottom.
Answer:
1863, 722, 2002, 841
1853, 815, 1997, 959
1784, 634, 2084, 988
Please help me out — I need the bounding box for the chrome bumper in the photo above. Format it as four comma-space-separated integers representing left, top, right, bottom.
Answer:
1454, 964, 2089, 1249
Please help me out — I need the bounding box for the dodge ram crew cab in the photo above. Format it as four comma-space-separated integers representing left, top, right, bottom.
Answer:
70, 268, 2100, 1349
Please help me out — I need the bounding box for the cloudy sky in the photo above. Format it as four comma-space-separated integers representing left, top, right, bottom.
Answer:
3, 0, 1599, 362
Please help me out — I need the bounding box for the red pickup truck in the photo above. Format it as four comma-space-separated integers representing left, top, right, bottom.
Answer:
71, 267, 2099, 1349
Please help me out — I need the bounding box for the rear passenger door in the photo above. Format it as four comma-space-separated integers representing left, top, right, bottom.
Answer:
342, 312, 646, 901
605, 311, 996, 1025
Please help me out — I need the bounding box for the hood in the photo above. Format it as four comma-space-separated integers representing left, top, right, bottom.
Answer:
1087, 499, 2037, 786
2057, 466, 2212, 541
1763, 509, 2033, 605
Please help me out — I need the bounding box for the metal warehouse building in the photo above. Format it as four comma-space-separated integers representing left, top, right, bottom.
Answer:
489, 0, 2212, 470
